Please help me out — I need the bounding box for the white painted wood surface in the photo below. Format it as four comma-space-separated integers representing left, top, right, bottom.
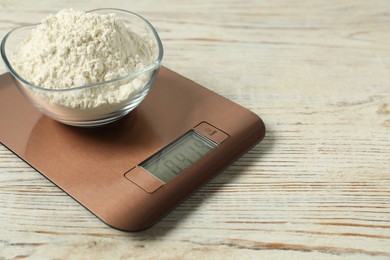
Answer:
0, 0, 389, 259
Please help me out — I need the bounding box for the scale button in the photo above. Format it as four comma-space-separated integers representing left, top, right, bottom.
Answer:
124, 167, 164, 193
193, 122, 229, 144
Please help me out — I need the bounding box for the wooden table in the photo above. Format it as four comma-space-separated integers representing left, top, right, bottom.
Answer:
1, 0, 389, 259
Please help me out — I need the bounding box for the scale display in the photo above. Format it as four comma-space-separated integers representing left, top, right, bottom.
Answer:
141, 131, 217, 183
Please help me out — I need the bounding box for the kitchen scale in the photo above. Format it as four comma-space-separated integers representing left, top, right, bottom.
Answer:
0, 67, 265, 231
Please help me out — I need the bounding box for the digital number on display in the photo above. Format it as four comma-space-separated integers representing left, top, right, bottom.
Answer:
141, 131, 217, 183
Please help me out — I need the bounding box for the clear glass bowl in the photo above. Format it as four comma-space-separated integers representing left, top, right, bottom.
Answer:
0, 8, 163, 127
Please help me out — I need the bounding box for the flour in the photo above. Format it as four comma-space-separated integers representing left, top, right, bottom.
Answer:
11, 9, 156, 112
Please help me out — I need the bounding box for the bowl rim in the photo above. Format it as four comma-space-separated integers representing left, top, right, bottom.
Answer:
0, 8, 164, 92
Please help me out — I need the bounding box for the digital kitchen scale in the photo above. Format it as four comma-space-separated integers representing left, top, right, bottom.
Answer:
0, 67, 265, 231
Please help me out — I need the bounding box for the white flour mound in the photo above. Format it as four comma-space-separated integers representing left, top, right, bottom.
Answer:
11, 9, 156, 112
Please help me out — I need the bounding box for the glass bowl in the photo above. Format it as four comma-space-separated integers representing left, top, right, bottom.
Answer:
0, 8, 163, 127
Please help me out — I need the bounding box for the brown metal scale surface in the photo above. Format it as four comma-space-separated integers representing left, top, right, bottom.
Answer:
0, 67, 265, 231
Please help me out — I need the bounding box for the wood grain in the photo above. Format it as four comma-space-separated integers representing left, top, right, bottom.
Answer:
1, 0, 389, 259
